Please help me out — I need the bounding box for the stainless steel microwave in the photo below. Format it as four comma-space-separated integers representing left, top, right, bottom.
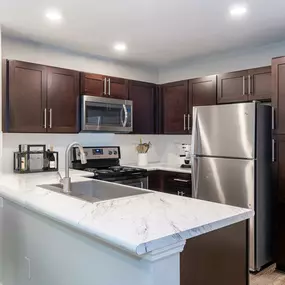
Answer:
81, 95, 133, 133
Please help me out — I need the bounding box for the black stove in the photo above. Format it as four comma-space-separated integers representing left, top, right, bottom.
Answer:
84, 166, 147, 182
72, 147, 148, 185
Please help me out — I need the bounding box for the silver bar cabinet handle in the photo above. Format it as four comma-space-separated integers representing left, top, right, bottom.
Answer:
44, 108, 47, 129
187, 114, 191, 131
103, 78, 107, 95
248, 75, 251, 95
173, 178, 190, 183
242, 76, 246, 95
49, 109, 52, 129
107, 78, 111, 96
272, 139, 276, 162
183, 114, 186, 131
272, 107, 275, 130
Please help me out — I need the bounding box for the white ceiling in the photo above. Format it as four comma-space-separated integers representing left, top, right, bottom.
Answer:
1, 0, 285, 67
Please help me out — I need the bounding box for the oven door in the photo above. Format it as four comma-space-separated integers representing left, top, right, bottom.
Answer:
115, 177, 148, 189
81, 95, 133, 133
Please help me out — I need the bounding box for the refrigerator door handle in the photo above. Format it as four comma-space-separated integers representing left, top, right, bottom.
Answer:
272, 139, 276, 162
191, 107, 198, 155
191, 155, 199, 198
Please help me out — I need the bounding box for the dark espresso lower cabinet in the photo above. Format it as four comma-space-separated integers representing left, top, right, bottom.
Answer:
148, 171, 191, 197
181, 221, 249, 285
276, 202, 285, 272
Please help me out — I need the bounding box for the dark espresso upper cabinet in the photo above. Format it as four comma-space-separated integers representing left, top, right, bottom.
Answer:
217, 70, 249, 103
249, 66, 271, 101
47, 67, 79, 133
272, 57, 285, 135
80, 73, 128, 99
5, 60, 79, 133
190, 75, 217, 106
161, 81, 189, 134
7, 60, 47, 133
218, 66, 271, 104
80, 73, 105, 97
108, 76, 128, 99
129, 80, 156, 134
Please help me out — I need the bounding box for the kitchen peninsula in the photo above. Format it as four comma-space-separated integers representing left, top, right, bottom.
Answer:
0, 170, 253, 285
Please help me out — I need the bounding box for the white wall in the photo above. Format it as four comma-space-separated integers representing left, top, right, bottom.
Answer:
158, 40, 285, 83
2, 36, 158, 83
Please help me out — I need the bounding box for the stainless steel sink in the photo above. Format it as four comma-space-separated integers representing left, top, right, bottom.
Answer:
38, 180, 150, 203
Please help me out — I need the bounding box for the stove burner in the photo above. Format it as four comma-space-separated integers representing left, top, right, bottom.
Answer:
82, 164, 148, 182
84, 168, 97, 173
109, 166, 123, 172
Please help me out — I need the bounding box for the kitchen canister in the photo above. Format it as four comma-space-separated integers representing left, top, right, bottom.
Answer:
137, 153, 148, 166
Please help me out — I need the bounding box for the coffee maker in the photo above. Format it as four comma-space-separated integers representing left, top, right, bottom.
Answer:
180, 144, 191, 168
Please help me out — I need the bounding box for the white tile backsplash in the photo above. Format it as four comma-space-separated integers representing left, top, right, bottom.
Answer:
1, 133, 191, 173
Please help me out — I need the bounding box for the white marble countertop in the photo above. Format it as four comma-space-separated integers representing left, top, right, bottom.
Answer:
0, 170, 253, 256
124, 162, 192, 174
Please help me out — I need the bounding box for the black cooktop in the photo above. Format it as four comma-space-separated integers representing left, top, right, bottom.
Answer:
84, 166, 148, 181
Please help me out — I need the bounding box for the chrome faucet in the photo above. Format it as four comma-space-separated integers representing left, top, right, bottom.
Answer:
62, 142, 87, 193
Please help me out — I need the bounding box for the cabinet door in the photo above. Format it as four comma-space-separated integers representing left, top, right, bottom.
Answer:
80, 73, 105, 96
189, 75, 217, 134
217, 70, 248, 104
274, 135, 285, 271
47, 67, 79, 133
107, 77, 128, 99
7, 61, 47, 133
191, 75, 217, 106
163, 171, 192, 197
248, 66, 271, 101
129, 81, 156, 134
162, 81, 188, 134
276, 202, 285, 271
272, 57, 285, 135
148, 171, 163, 191
275, 135, 285, 203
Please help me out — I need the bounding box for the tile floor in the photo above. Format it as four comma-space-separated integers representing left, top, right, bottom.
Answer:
251, 265, 285, 285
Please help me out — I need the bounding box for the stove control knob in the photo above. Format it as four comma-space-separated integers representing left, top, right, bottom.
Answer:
108, 151, 113, 155
114, 151, 118, 155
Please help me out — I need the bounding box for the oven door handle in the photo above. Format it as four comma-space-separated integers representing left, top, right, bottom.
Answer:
122, 104, 128, 127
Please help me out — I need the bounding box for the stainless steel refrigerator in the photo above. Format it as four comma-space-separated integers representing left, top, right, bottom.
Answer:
191, 102, 273, 272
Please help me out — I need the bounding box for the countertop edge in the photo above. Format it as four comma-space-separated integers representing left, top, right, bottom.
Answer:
123, 163, 192, 174
136, 209, 253, 255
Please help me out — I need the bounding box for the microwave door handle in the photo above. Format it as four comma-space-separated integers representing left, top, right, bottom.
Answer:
120, 107, 124, 126
123, 104, 128, 127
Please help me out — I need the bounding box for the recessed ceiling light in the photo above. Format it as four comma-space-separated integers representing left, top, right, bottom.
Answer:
229, 4, 248, 18
113, 42, 127, 52
45, 9, 62, 22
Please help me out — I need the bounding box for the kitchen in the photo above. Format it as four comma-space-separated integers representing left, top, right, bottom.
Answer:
0, 0, 285, 284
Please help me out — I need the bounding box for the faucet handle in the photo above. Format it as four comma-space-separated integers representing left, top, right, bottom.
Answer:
57, 171, 63, 184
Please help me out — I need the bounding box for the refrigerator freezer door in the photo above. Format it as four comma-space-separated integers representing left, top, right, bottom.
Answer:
192, 103, 256, 159
192, 156, 255, 270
